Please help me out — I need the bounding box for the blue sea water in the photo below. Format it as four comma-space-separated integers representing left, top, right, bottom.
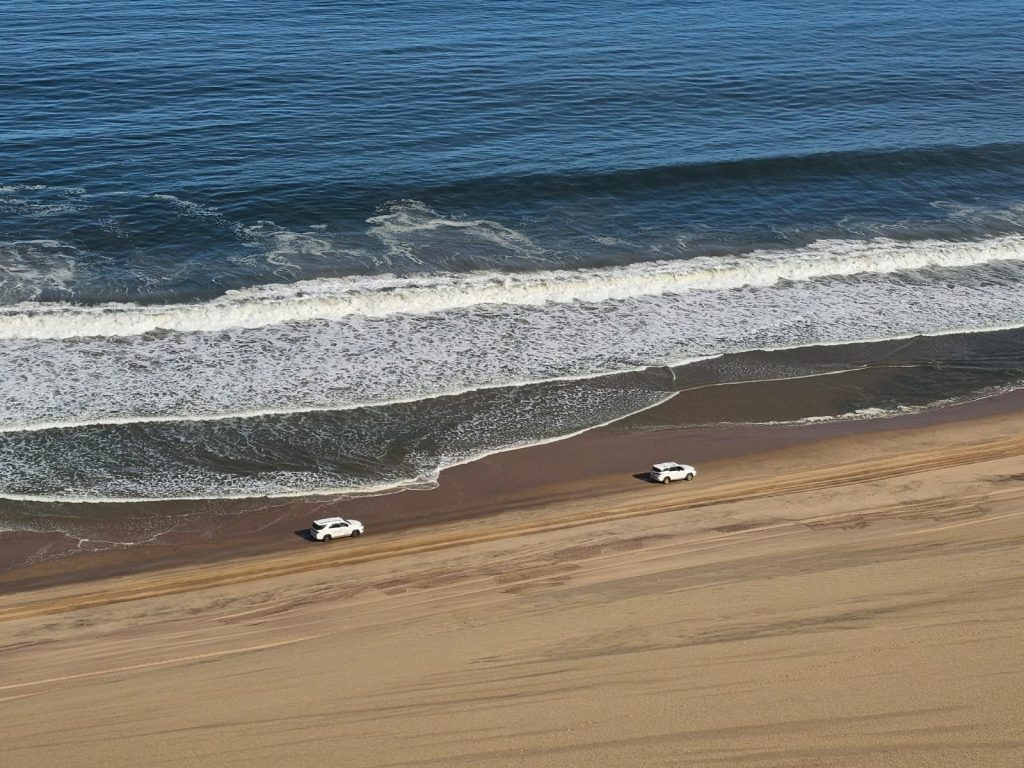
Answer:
2, 0, 1024, 512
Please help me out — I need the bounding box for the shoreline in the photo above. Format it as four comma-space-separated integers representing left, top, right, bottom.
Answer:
3, 377, 1024, 766
4, 382, 1024, 599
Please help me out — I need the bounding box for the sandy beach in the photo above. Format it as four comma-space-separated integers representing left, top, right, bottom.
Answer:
2, 393, 1024, 767
7, 2, 1024, 766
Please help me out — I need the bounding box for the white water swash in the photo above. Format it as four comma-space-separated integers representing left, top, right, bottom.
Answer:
1, 233, 1024, 501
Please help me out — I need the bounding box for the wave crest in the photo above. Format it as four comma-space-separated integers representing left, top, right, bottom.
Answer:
1, 234, 1022, 340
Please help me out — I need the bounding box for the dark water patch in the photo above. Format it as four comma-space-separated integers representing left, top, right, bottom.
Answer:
0, 373, 672, 502
415, 143, 1024, 208
619, 329, 1024, 429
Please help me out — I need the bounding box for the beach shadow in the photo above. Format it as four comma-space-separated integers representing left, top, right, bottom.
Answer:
294, 529, 317, 542
633, 473, 661, 484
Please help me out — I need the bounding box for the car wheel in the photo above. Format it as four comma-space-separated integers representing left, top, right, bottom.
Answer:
685, 473, 694, 481
352, 530, 361, 537
322, 534, 332, 541
661, 476, 671, 484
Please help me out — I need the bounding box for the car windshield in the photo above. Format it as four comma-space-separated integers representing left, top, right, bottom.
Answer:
311, 522, 325, 530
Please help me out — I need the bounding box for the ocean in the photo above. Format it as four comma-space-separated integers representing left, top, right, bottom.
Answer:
3, 1, 1024, 543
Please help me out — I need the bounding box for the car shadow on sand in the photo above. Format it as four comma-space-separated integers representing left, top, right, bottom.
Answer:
633, 472, 663, 484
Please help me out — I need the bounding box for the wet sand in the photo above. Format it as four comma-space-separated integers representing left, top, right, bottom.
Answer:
5, 374, 1024, 590
2, 391, 1024, 766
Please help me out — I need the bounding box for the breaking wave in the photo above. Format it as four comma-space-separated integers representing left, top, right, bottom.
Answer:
0, 233, 1022, 340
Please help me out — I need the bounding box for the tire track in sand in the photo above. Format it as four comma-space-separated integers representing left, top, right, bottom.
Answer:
3, 432, 1024, 622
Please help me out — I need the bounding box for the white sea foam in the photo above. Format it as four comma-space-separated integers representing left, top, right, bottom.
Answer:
0, 358, 674, 434
366, 199, 550, 269
1, 248, 1024, 437
0, 234, 1021, 341
745, 382, 1024, 427
0, 479, 414, 505
0, 384, 675, 503
240, 220, 338, 271
148, 194, 342, 269
146, 192, 244, 233
2, 233, 1024, 503
0, 184, 86, 218
933, 199, 1024, 229
145, 193, 369, 279
0, 240, 77, 302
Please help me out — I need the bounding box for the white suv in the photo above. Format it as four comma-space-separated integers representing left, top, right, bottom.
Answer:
649, 462, 697, 484
310, 517, 364, 541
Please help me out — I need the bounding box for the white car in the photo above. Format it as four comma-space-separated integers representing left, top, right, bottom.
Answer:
649, 462, 697, 484
310, 517, 364, 541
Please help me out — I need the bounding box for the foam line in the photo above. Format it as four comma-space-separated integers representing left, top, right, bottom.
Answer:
0, 359, 675, 434
0, 234, 1021, 340
0, 392, 679, 504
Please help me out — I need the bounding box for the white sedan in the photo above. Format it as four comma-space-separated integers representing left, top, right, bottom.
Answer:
649, 462, 697, 484
310, 517, 365, 541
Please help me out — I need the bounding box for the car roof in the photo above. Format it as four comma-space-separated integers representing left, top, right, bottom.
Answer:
652, 462, 683, 470
313, 516, 348, 525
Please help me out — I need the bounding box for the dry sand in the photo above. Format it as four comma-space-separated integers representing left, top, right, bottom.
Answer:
2, 403, 1024, 767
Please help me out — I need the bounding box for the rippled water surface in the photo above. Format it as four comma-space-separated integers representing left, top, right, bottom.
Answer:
2, 0, 1024, 511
